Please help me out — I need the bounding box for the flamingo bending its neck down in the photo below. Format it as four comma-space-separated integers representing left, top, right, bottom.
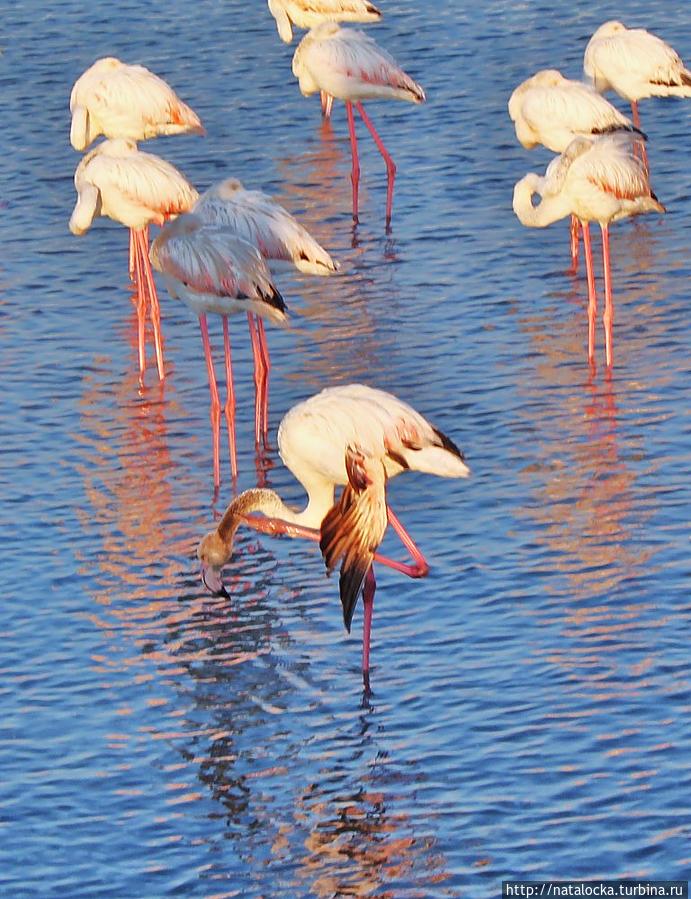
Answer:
193, 177, 338, 444
292, 22, 425, 224
512, 134, 665, 367
70, 56, 204, 151
584, 21, 691, 170
267, 0, 382, 117
69, 138, 199, 381
150, 213, 287, 486
508, 68, 645, 271
197, 383, 470, 686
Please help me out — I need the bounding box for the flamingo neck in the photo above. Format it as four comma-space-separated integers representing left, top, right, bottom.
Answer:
513, 174, 571, 228
217, 487, 317, 547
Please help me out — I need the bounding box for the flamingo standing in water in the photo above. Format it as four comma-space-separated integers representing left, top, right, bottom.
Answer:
193, 177, 338, 446
292, 22, 425, 224
197, 383, 470, 686
584, 21, 691, 171
149, 213, 286, 487
70, 56, 204, 151
69, 138, 199, 381
512, 134, 665, 367
267, 0, 382, 117
508, 69, 645, 270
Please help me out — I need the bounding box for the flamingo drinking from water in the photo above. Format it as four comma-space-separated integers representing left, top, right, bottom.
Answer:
150, 213, 286, 486
197, 383, 470, 686
508, 68, 645, 270
69, 138, 199, 381
512, 134, 665, 367
292, 22, 425, 224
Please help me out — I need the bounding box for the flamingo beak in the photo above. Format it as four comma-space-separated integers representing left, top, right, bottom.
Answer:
200, 563, 229, 598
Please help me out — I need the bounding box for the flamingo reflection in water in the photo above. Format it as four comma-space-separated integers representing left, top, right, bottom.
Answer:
198, 384, 470, 688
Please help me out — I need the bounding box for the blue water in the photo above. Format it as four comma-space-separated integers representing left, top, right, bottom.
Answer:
2, 1, 690, 896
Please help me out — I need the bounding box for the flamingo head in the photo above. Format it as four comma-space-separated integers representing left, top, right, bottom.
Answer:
197, 530, 232, 597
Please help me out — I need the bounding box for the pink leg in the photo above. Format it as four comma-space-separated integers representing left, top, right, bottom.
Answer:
345, 101, 360, 223
362, 566, 375, 679
136, 228, 165, 381
356, 102, 397, 224
256, 317, 270, 443
601, 224, 614, 368
631, 101, 649, 173
131, 229, 147, 378
581, 221, 598, 364
199, 314, 222, 488
569, 215, 580, 273
320, 90, 333, 119
222, 316, 238, 479
246, 313, 266, 446
129, 229, 136, 283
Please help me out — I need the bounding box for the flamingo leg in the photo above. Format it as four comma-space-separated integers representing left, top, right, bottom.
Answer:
320, 90, 333, 119
256, 317, 270, 443
356, 101, 397, 225
136, 228, 165, 381
581, 221, 598, 364
600, 223, 614, 368
361, 566, 376, 680
128, 229, 136, 284
247, 313, 266, 446
131, 229, 147, 378
222, 316, 238, 479
345, 101, 360, 223
569, 215, 580, 273
630, 101, 649, 173
199, 314, 222, 488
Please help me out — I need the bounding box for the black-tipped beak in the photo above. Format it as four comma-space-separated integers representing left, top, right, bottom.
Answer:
201, 564, 230, 598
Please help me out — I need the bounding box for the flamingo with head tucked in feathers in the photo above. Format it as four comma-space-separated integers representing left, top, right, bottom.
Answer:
292, 22, 425, 224
508, 68, 645, 271
267, 0, 382, 117
584, 21, 691, 171
69, 138, 199, 381
197, 383, 470, 687
192, 176, 338, 449
70, 56, 204, 151
512, 134, 665, 367
150, 213, 287, 487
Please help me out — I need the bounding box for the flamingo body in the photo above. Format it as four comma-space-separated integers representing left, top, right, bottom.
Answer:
584, 21, 691, 102
509, 69, 640, 153
70, 56, 204, 151
193, 178, 338, 275
292, 22, 425, 104
69, 138, 198, 235
268, 0, 381, 43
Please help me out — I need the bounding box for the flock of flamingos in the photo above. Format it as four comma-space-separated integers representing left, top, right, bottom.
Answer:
67, 0, 691, 686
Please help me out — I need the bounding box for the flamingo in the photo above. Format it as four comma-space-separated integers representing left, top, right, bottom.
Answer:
69, 138, 199, 381
267, 0, 382, 117
149, 213, 287, 486
292, 22, 425, 224
512, 134, 665, 367
508, 68, 645, 270
197, 383, 470, 685
193, 176, 338, 444
69, 56, 204, 151
584, 21, 691, 170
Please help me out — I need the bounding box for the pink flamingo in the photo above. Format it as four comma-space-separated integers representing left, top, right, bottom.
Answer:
149, 213, 286, 487
69, 138, 199, 381
513, 135, 665, 367
292, 22, 425, 224
197, 383, 470, 686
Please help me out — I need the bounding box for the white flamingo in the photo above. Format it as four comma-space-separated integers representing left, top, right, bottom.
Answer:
69, 138, 199, 381
292, 22, 425, 224
513, 135, 665, 367
70, 56, 204, 151
150, 213, 287, 486
197, 383, 470, 686
584, 21, 691, 169
509, 68, 644, 270
268, 0, 382, 117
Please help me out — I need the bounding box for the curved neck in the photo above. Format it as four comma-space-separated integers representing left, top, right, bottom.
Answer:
513, 174, 571, 227
218, 488, 301, 543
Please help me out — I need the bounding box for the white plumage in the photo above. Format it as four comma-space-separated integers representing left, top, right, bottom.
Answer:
584, 21, 691, 102
193, 178, 338, 276
268, 0, 381, 43
508, 69, 639, 153
70, 56, 204, 151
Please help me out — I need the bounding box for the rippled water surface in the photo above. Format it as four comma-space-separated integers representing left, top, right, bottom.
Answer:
2, 1, 690, 896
